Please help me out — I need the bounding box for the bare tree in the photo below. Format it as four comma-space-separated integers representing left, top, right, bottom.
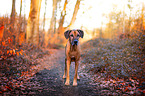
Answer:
123, 5, 125, 34
141, 3, 145, 33
127, 0, 133, 34
44, 0, 59, 47
58, 0, 68, 35
23, 0, 26, 33
10, 0, 16, 45
17, 0, 23, 44
58, 0, 81, 35
43, 0, 47, 32
19, 0, 22, 31
41, 0, 47, 47
26, 0, 42, 46
49, 0, 58, 35
10, 0, 16, 30
67, 0, 81, 29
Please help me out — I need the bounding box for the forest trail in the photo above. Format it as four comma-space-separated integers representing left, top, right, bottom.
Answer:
28, 49, 99, 96
1, 38, 144, 95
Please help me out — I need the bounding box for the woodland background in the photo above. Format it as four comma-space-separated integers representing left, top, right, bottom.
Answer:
0, 0, 144, 47
0, 0, 145, 95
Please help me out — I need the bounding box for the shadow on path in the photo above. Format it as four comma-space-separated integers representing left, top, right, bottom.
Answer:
30, 49, 99, 96
34, 68, 98, 96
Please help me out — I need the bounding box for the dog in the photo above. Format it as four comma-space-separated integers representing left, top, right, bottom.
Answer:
63, 29, 84, 86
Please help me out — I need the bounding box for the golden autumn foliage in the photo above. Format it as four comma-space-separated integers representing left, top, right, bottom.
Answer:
0, 25, 4, 41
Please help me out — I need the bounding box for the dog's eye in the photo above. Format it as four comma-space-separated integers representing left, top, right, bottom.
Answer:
77, 34, 80, 37
70, 34, 73, 37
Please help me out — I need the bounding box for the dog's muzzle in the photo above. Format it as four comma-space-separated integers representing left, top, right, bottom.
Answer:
72, 39, 78, 45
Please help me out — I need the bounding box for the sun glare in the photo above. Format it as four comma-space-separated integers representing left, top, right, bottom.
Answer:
74, 0, 145, 30
0, 0, 144, 31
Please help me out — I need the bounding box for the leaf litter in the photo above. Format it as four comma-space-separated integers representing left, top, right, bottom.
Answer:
0, 36, 145, 95
79, 37, 145, 95
0, 43, 50, 95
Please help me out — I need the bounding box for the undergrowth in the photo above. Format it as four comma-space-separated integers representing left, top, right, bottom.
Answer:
81, 36, 145, 83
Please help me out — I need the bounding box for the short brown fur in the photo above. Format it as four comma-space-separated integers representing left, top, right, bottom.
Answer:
63, 29, 84, 86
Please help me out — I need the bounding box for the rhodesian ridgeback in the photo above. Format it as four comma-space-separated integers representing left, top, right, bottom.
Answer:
63, 29, 84, 86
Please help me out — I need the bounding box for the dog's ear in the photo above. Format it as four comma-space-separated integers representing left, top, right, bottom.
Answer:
64, 30, 71, 39
77, 29, 84, 38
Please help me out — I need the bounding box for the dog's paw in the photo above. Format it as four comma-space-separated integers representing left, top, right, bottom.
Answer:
73, 82, 77, 86
77, 75, 80, 80
63, 75, 66, 79
65, 81, 70, 85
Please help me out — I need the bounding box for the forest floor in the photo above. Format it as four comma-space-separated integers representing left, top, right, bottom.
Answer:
0, 38, 145, 96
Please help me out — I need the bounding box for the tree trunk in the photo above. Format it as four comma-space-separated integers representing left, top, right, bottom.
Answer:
58, 0, 81, 35
43, 0, 47, 32
44, 0, 58, 47
19, 0, 22, 31
141, 3, 145, 34
100, 21, 103, 39
67, 0, 81, 29
127, 1, 132, 35
49, 0, 57, 35
24, 0, 26, 33
42, 0, 47, 47
26, 0, 42, 46
123, 5, 125, 34
10, 0, 16, 44
18, 0, 23, 44
10, 0, 16, 30
58, 0, 68, 35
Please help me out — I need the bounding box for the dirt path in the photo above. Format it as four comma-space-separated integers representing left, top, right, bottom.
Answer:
28, 49, 99, 96
1, 39, 144, 95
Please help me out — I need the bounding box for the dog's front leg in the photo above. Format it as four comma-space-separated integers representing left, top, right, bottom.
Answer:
65, 58, 71, 85
73, 61, 79, 86
63, 59, 67, 79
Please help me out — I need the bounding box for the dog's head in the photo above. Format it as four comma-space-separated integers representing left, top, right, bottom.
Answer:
64, 29, 84, 46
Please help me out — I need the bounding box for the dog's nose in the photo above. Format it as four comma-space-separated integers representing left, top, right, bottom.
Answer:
74, 40, 78, 44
